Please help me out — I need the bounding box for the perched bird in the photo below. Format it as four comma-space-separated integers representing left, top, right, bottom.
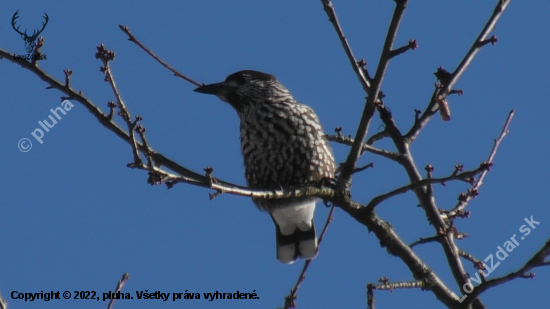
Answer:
194, 70, 335, 264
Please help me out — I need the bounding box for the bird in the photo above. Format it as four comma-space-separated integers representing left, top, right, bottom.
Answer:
194, 70, 335, 264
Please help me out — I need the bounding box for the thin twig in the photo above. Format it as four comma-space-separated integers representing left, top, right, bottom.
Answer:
464, 239, 550, 306
367, 280, 425, 291
365, 164, 488, 212
319, 0, 370, 92
458, 249, 483, 267
335, 0, 408, 190
410, 236, 441, 248
367, 278, 425, 309
283, 204, 337, 309
119, 25, 201, 87
0, 293, 6, 309
442, 110, 515, 219
366, 129, 389, 145
106, 273, 130, 309
442, 1, 511, 95
97, 44, 143, 166
367, 286, 375, 309
352, 162, 375, 175
406, 0, 512, 142
325, 133, 402, 163
389, 39, 418, 58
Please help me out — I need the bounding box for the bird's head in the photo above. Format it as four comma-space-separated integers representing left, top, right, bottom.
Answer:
194, 70, 293, 112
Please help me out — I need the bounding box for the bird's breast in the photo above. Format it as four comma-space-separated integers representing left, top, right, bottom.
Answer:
238, 104, 334, 190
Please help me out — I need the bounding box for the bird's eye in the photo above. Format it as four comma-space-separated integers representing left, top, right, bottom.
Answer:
225, 75, 247, 87
235, 75, 247, 85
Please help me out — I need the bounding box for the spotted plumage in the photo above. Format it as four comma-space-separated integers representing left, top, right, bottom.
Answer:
194, 70, 335, 263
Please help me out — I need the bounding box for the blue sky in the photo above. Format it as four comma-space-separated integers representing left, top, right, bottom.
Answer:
1, 1, 549, 308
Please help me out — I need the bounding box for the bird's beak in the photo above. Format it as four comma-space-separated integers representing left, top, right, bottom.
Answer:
194, 82, 228, 95
194, 82, 231, 102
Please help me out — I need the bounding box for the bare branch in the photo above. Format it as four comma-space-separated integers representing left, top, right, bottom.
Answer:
336, 0, 408, 190
325, 133, 402, 163
63, 68, 72, 88
464, 239, 550, 306
365, 164, 487, 212
338, 207, 461, 308
119, 25, 201, 87
106, 273, 130, 309
458, 249, 484, 270
367, 278, 424, 309
405, 0, 512, 142
367, 286, 374, 309
352, 162, 375, 175
366, 129, 389, 145
0, 292, 6, 309
319, 0, 370, 92
367, 278, 426, 309
375, 74, 473, 305
390, 39, 418, 58
96, 44, 144, 166
442, 110, 515, 220
410, 236, 440, 248
369, 3, 513, 300
443, 2, 510, 95
368, 279, 425, 291
283, 204, 336, 309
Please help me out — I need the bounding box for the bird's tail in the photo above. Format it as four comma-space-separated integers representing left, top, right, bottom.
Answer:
270, 200, 318, 264
274, 221, 318, 264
